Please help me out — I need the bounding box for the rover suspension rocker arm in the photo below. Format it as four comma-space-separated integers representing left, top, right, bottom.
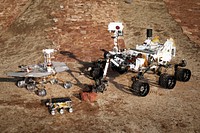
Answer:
103, 58, 110, 79
102, 57, 120, 79
94, 55, 119, 93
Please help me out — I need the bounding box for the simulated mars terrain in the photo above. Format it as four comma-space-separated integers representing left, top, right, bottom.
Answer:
0, 0, 200, 132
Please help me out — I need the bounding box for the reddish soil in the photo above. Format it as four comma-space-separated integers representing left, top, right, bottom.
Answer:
0, 0, 199, 133
164, 0, 200, 45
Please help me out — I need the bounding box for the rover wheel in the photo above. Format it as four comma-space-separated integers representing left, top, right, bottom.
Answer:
68, 108, 73, 113
90, 67, 103, 79
95, 78, 101, 86
131, 80, 150, 97
26, 83, 36, 91
16, 80, 26, 88
50, 79, 58, 84
175, 68, 191, 82
159, 73, 176, 89
63, 82, 72, 89
96, 83, 106, 93
94, 79, 107, 92
59, 108, 64, 114
116, 65, 128, 74
51, 110, 56, 115
111, 64, 127, 74
36, 89, 47, 97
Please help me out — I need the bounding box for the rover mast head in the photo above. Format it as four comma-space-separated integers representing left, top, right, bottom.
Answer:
108, 22, 124, 36
108, 22, 124, 52
43, 49, 56, 72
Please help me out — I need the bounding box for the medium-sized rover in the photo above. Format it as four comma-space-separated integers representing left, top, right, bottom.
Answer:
7, 49, 72, 96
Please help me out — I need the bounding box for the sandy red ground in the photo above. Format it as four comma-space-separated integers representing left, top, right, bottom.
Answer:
0, 0, 199, 132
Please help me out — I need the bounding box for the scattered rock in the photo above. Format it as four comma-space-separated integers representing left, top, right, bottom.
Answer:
60, 5, 64, 9
81, 91, 98, 103
125, 0, 133, 4
80, 30, 87, 35
182, 26, 192, 35
53, 18, 58, 23
175, 18, 181, 23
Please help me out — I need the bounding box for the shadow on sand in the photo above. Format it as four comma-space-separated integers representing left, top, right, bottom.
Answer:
59, 50, 136, 95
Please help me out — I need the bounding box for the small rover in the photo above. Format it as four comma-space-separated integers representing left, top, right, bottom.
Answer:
45, 97, 73, 115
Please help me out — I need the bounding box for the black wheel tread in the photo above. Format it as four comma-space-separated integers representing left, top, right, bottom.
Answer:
175, 68, 191, 82
131, 80, 150, 97
159, 73, 176, 89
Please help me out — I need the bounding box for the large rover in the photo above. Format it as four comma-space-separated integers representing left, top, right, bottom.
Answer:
88, 22, 191, 96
